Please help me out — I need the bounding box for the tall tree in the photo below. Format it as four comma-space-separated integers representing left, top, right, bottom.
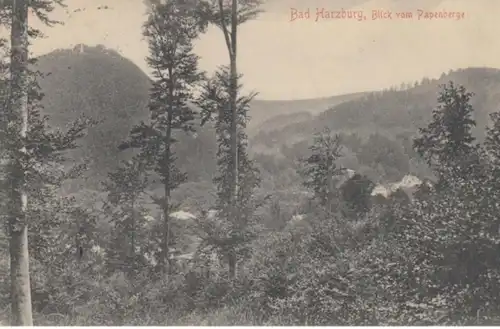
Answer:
120, 0, 205, 274
1, 58, 94, 327
196, 0, 262, 279
196, 68, 261, 279
299, 127, 345, 213
413, 82, 479, 184
1, 0, 78, 324
5, 0, 34, 324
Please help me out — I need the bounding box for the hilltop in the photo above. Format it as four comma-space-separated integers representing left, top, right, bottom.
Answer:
35, 45, 151, 187
34, 45, 219, 190
31, 46, 500, 194
31, 44, 365, 191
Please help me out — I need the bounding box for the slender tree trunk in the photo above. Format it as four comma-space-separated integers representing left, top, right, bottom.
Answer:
229, 0, 238, 204
160, 76, 174, 276
227, 0, 238, 280
9, 226, 32, 326
9, 0, 33, 325
161, 181, 170, 275
216, 0, 240, 279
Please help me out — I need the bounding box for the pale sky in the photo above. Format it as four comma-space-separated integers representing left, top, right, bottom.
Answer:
9, 0, 500, 100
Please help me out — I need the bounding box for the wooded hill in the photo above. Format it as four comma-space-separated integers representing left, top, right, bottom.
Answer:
251, 67, 500, 184
33, 47, 500, 203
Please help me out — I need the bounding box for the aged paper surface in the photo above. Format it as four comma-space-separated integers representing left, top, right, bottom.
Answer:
1, 0, 500, 326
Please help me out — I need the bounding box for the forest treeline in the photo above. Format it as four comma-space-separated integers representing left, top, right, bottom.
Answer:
1, 0, 500, 326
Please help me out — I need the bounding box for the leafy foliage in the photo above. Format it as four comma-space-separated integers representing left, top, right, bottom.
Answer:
4, 0, 500, 325
298, 127, 344, 212
102, 158, 151, 276
195, 66, 261, 276
118, 0, 206, 272
1, 25, 97, 327
340, 173, 375, 219
414, 82, 478, 172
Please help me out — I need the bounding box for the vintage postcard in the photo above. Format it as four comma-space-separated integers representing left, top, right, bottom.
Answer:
0, 0, 499, 326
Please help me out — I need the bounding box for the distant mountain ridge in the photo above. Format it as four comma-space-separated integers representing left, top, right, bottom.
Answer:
31, 44, 367, 189
247, 92, 368, 135
30, 45, 500, 192
250, 67, 500, 184
253, 111, 313, 135
253, 67, 500, 143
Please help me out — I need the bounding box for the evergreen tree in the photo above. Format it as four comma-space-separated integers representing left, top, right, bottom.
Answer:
119, 0, 206, 274
195, 0, 262, 278
196, 66, 260, 278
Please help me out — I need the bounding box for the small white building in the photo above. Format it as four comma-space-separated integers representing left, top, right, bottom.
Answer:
170, 210, 196, 221
371, 174, 423, 199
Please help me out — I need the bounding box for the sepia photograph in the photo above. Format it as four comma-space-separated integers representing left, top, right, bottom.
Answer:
0, 0, 499, 326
